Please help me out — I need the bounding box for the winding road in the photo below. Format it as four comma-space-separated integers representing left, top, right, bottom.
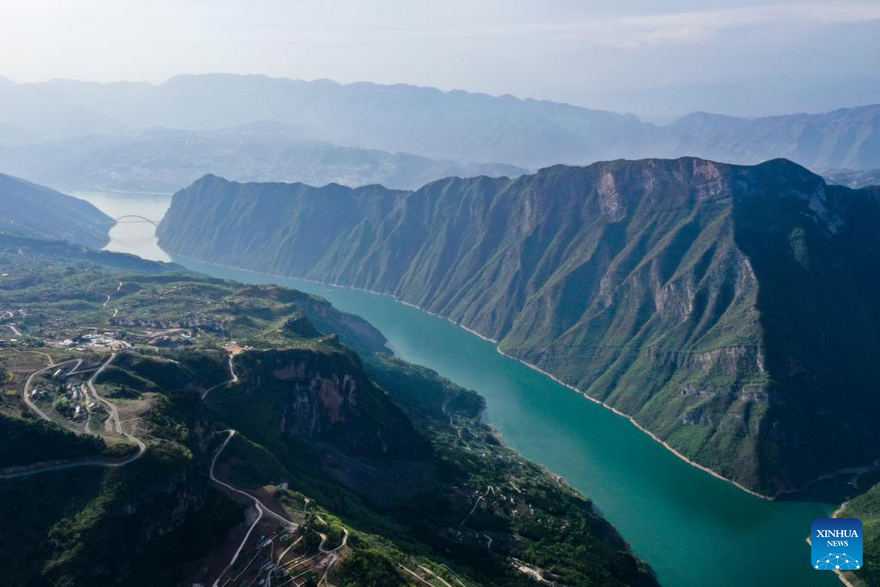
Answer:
4, 340, 333, 585
85, 354, 146, 456
208, 418, 350, 587
4, 344, 240, 483
103, 281, 123, 307
21, 358, 78, 422
202, 353, 239, 399
209, 429, 296, 587
0, 354, 146, 479
316, 514, 349, 586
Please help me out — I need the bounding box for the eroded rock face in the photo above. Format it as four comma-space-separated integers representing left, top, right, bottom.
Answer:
234, 348, 428, 459
597, 171, 626, 221
79, 468, 211, 584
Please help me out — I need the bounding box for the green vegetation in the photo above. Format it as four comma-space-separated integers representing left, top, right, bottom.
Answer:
336, 550, 406, 587
210, 343, 656, 585
124, 491, 244, 587
0, 414, 107, 467
0, 234, 656, 586
0, 440, 235, 587
157, 158, 880, 496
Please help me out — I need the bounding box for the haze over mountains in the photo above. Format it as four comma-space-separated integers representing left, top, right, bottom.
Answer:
3, 71, 880, 498
158, 157, 880, 497
4, 0, 880, 583
0, 173, 112, 248
0, 123, 526, 193
0, 74, 879, 194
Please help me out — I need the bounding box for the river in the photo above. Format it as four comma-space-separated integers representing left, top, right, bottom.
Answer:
76, 191, 840, 587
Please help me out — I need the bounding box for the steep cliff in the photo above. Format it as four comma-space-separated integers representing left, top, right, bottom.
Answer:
0, 355, 238, 587
217, 344, 430, 460
0, 172, 113, 248
158, 157, 880, 496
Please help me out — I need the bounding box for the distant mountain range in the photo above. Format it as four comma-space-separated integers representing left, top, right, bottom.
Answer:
1, 74, 878, 174
666, 107, 880, 171
820, 167, 880, 189
0, 123, 526, 193
0, 172, 112, 247
157, 158, 880, 497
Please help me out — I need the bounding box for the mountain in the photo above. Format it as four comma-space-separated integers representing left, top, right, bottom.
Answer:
0, 173, 113, 247
0, 77, 130, 145
668, 105, 880, 170
157, 157, 880, 497
0, 74, 655, 168
821, 168, 880, 189
0, 123, 526, 193
2, 74, 880, 169
0, 233, 656, 586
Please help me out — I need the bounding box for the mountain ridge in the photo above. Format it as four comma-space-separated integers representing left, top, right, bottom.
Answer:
157, 156, 880, 497
2, 73, 879, 169
0, 172, 113, 247
0, 231, 657, 586
0, 123, 527, 192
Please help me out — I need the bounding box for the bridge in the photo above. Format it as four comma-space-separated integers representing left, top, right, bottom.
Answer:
114, 215, 160, 227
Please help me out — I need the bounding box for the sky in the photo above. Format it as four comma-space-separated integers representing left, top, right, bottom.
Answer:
1, 0, 878, 118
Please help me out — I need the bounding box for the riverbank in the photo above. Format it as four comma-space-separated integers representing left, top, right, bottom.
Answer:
289, 266, 879, 503
162, 253, 836, 501
493, 347, 773, 500
105, 252, 836, 587
163, 254, 793, 498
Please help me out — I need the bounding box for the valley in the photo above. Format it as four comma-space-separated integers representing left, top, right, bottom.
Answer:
0, 231, 655, 586
79, 188, 844, 586
157, 158, 880, 499
2, 6, 878, 585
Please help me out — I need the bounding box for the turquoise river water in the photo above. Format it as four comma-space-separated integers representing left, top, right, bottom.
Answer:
76, 191, 842, 587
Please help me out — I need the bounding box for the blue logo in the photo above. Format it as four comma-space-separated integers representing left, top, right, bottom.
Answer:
812, 518, 863, 571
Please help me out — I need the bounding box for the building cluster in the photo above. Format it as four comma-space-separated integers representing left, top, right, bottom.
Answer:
57, 332, 132, 352
143, 328, 193, 348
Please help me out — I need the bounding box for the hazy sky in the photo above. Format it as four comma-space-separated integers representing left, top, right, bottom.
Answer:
2, 0, 878, 117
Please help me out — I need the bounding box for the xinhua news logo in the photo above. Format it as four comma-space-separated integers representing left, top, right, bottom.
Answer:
811, 518, 862, 571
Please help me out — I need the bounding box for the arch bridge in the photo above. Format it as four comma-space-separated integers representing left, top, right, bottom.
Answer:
114, 215, 160, 227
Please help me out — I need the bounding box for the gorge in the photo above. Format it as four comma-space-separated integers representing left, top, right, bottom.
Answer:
157, 157, 880, 498
80, 179, 845, 587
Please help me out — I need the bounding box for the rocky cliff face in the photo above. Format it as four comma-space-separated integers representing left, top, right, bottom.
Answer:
157, 158, 880, 496
227, 346, 429, 460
